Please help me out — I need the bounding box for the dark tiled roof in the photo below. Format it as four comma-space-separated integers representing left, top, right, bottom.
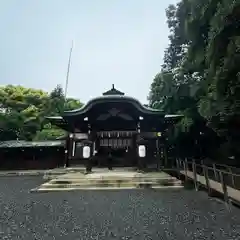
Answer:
62, 95, 163, 116
0, 140, 65, 148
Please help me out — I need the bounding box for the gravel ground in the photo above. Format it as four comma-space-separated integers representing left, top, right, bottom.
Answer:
0, 176, 240, 240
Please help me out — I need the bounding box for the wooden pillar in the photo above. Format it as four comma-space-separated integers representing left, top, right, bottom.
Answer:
156, 137, 160, 170
131, 133, 137, 166
135, 121, 140, 168
137, 121, 141, 133
87, 123, 94, 168
88, 123, 91, 137
64, 134, 69, 168
136, 120, 142, 170
66, 133, 74, 167
163, 133, 168, 168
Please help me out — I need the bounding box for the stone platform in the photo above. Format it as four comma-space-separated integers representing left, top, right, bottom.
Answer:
32, 168, 183, 192
43, 167, 138, 180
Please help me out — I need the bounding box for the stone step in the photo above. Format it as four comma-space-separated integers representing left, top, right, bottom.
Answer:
43, 168, 139, 180
32, 177, 182, 192
31, 185, 184, 192
34, 170, 183, 192
44, 174, 67, 180
43, 179, 182, 188
30, 185, 183, 193
50, 174, 176, 181
31, 182, 183, 192
50, 177, 180, 185
43, 168, 85, 179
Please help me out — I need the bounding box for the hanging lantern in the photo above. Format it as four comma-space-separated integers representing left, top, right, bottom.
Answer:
138, 145, 146, 158
157, 132, 162, 137
83, 146, 91, 159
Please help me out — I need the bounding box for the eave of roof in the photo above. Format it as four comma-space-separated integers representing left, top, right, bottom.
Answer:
62, 95, 164, 117
45, 116, 72, 131
164, 114, 184, 118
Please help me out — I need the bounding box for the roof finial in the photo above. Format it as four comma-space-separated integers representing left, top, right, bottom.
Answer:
102, 84, 125, 95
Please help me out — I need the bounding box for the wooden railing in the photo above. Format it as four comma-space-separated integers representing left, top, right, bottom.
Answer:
174, 158, 240, 209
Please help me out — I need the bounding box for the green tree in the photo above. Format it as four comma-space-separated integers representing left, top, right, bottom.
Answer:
149, 0, 240, 160
0, 84, 83, 141
0, 85, 48, 140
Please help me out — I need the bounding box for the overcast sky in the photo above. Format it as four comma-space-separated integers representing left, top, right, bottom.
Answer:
0, 0, 179, 104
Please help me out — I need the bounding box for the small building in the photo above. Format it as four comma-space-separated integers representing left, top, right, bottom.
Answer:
47, 85, 182, 167
0, 140, 65, 170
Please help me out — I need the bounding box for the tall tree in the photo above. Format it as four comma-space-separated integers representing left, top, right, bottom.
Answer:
149, 0, 240, 160
0, 85, 83, 141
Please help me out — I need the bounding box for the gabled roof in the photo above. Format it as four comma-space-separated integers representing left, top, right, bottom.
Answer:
63, 91, 164, 117
45, 85, 183, 126
60, 84, 163, 117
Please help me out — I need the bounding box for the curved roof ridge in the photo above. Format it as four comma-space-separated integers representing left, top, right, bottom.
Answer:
63, 94, 163, 116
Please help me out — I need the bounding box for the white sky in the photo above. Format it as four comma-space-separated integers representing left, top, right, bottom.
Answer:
0, 0, 179, 104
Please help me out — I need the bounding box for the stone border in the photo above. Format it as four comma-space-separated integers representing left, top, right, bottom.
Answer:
30, 185, 184, 193
0, 170, 46, 177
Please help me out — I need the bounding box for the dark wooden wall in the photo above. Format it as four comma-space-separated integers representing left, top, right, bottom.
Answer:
0, 147, 65, 170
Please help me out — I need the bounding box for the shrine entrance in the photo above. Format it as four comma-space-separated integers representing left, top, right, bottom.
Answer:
94, 131, 137, 167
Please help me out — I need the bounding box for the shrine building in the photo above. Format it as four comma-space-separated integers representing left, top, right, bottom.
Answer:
46, 85, 182, 167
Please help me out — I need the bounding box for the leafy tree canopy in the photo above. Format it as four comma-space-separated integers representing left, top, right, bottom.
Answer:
148, 0, 240, 160
0, 85, 83, 141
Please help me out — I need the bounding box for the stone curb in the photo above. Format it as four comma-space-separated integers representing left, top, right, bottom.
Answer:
47, 179, 182, 187
41, 181, 183, 188
32, 179, 183, 192
30, 185, 184, 193
0, 171, 45, 177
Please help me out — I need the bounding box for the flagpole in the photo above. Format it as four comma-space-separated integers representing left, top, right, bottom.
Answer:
64, 40, 73, 99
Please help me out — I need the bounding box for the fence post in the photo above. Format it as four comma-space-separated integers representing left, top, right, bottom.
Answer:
183, 158, 188, 181
220, 171, 231, 211
228, 167, 235, 188
192, 161, 198, 191
212, 163, 218, 181
203, 165, 211, 196
176, 158, 181, 179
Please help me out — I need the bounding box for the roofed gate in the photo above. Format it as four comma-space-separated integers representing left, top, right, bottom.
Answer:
47, 85, 182, 168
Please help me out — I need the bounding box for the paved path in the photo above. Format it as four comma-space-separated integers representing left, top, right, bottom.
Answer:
0, 176, 240, 239
180, 170, 240, 203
